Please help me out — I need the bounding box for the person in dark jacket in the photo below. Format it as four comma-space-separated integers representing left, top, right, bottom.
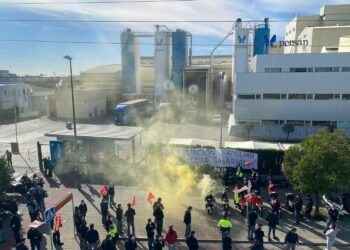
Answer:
250, 239, 263, 250
154, 234, 165, 250
186, 231, 199, 250
146, 218, 155, 250
183, 206, 192, 238
247, 209, 258, 240
254, 223, 264, 248
101, 235, 117, 250
125, 234, 138, 250
324, 203, 339, 233
222, 231, 232, 250
73, 207, 82, 234
116, 204, 123, 235
85, 223, 100, 249
104, 215, 113, 232
293, 195, 303, 225
153, 205, 164, 235
266, 211, 279, 240
305, 195, 313, 221
16, 238, 29, 250
285, 228, 299, 250
78, 220, 88, 250
125, 203, 136, 236
107, 185, 115, 208
27, 226, 42, 250
100, 199, 109, 224
79, 200, 88, 218
10, 213, 22, 244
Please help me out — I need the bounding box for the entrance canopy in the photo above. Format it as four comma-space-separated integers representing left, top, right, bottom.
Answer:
45, 124, 145, 141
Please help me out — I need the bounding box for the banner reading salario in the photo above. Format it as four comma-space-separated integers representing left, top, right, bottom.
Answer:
165, 147, 258, 169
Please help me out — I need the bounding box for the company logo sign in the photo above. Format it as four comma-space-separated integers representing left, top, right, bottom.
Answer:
155, 38, 164, 48
264, 34, 308, 48
237, 35, 247, 45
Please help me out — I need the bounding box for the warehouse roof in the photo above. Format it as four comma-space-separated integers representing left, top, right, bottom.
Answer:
45, 124, 145, 141
82, 64, 121, 74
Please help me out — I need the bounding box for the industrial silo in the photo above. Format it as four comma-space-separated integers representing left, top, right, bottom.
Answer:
154, 30, 171, 98
253, 18, 270, 56
121, 28, 141, 96
171, 29, 187, 91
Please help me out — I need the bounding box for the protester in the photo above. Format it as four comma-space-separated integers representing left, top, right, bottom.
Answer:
10, 213, 22, 245
52, 214, 63, 246
324, 203, 339, 233
104, 215, 113, 232
222, 231, 232, 250
125, 203, 136, 236
267, 180, 275, 194
85, 223, 100, 250
116, 204, 123, 235
250, 239, 263, 250
101, 235, 116, 250
154, 204, 164, 235
78, 219, 88, 250
125, 234, 138, 250
164, 225, 178, 250
305, 195, 313, 221
218, 214, 233, 238
293, 195, 303, 225
154, 234, 165, 250
107, 224, 118, 245
108, 184, 115, 208
27, 197, 39, 222
254, 223, 264, 248
6, 149, 12, 167
153, 197, 164, 210
79, 200, 88, 218
183, 206, 192, 238
146, 218, 156, 250
16, 238, 28, 250
27, 226, 42, 250
100, 198, 109, 224
325, 224, 338, 250
100, 184, 108, 200
247, 209, 258, 240
266, 211, 279, 240
186, 231, 199, 250
285, 228, 299, 250
74, 206, 83, 234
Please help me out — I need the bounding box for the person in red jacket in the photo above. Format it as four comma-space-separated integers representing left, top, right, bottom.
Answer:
164, 225, 177, 250
268, 180, 275, 194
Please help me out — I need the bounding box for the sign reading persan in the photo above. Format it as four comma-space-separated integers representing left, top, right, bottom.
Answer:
44, 207, 56, 224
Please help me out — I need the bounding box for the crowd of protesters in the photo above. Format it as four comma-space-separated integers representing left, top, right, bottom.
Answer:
2, 151, 341, 250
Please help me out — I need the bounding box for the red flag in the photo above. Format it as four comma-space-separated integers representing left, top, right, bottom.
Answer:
131, 195, 136, 208
147, 192, 155, 205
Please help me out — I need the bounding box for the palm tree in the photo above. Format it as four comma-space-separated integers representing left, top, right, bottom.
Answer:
282, 123, 295, 140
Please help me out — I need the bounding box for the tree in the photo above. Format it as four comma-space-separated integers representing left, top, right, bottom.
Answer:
282, 123, 295, 140
243, 123, 254, 139
0, 156, 13, 198
283, 128, 350, 215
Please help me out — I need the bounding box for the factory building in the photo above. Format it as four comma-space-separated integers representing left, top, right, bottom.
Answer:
229, 4, 350, 141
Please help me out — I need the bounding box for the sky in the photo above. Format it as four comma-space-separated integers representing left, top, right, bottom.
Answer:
0, 0, 344, 75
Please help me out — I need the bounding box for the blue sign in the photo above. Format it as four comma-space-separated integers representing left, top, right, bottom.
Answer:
50, 140, 63, 168
44, 207, 56, 224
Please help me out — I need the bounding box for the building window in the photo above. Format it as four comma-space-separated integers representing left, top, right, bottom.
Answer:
281, 94, 287, 99
313, 121, 332, 126
288, 94, 306, 99
237, 94, 255, 99
315, 67, 333, 72
333, 67, 340, 72
255, 94, 262, 99
342, 67, 350, 72
342, 94, 350, 100
307, 68, 313, 72
334, 94, 341, 99
315, 94, 334, 100
290, 68, 307, 72
264, 68, 282, 73
287, 120, 304, 126
262, 120, 279, 125
306, 94, 313, 99
305, 121, 312, 126
263, 94, 281, 99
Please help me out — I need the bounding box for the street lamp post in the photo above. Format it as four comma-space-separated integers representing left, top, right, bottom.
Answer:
64, 55, 77, 143
219, 72, 225, 149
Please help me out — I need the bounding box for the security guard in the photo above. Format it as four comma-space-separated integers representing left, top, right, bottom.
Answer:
218, 215, 233, 238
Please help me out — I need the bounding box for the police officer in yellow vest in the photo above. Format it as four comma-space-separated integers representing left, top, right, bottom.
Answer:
218, 214, 233, 238
108, 224, 118, 245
